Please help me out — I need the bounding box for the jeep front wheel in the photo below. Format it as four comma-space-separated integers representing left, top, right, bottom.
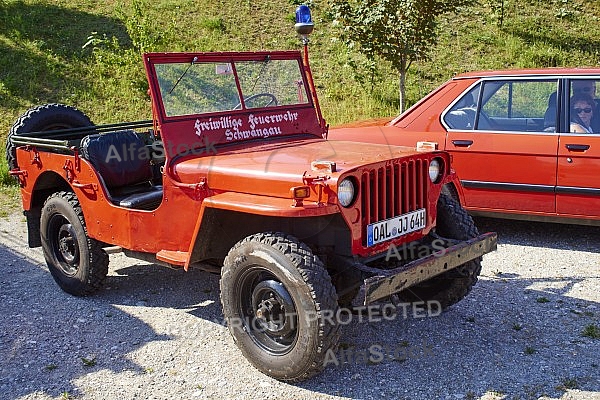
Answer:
398, 194, 482, 311
40, 192, 109, 296
220, 232, 339, 382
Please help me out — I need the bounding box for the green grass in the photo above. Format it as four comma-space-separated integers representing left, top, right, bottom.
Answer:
0, 185, 20, 216
80, 355, 97, 367
582, 323, 600, 339
1, 0, 600, 186
536, 296, 550, 303
512, 323, 523, 331
44, 364, 58, 371
556, 377, 579, 391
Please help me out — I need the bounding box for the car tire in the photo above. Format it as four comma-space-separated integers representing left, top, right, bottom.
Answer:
220, 232, 340, 382
7, 103, 94, 170
40, 191, 109, 296
397, 194, 482, 311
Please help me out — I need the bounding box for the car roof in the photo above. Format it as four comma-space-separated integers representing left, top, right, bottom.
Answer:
453, 67, 600, 80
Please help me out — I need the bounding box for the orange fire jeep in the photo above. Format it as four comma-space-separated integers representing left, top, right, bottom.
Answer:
7, 46, 496, 381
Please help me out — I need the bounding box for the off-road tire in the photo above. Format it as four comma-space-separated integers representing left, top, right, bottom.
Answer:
398, 194, 481, 311
220, 232, 340, 382
7, 103, 94, 170
40, 191, 108, 296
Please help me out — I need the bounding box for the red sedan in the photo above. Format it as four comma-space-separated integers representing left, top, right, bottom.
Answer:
328, 69, 600, 225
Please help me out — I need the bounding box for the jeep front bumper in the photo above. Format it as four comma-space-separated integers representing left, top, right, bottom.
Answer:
363, 232, 497, 304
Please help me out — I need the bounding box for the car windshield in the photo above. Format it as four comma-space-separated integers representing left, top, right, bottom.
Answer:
155, 58, 310, 117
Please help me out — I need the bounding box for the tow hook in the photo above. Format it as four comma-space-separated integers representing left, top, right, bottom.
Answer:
9, 169, 28, 187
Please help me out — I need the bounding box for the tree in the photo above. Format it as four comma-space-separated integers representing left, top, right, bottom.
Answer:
330, 0, 472, 112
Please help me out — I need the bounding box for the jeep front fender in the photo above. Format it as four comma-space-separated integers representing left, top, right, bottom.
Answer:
184, 192, 339, 269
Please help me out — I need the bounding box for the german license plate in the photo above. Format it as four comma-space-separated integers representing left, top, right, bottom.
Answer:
366, 208, 426, 247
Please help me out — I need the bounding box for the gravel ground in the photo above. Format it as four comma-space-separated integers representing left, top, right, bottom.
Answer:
0, 212, 599, 400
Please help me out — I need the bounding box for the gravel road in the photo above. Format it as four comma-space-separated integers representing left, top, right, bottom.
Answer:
0, 212, 599, 400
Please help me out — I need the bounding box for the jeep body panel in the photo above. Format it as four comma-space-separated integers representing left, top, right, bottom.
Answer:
173, 138, 428, 194
16, 147, 200, 254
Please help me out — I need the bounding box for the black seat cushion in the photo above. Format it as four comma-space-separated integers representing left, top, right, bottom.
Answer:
80, 130, 153, 188
80, 130, 163, 210
114, 186, 163, 210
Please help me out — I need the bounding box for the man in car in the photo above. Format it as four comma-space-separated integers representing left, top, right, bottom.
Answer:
572, 80, 596, 97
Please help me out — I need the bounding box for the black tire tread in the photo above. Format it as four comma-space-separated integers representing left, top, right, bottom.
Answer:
399, 194, 481, 309
42, 191, 108, 295
221, 232, 340, 382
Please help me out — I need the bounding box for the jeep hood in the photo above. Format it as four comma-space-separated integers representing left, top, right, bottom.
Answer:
172, 138, 423, 198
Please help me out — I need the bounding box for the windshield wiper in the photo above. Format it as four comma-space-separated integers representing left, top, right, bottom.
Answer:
249, 55, 270, 93
168, 56, 198, 94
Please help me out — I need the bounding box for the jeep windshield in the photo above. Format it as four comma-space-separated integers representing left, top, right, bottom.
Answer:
155, 56, 309, 116
144, 51, 324, 154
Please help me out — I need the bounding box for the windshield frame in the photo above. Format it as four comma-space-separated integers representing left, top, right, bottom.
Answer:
143, 51, 324, 157
145, 51, 314, 123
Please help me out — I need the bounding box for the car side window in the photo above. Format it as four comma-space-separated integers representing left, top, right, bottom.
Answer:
568, 79, 599, 134
443, 85, 480, 130
476, 80, 557, 132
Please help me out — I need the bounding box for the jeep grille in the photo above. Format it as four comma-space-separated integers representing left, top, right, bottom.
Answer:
360, 159, 429, 245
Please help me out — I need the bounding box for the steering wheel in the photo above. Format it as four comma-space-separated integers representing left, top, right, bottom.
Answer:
233, 93, 278, 110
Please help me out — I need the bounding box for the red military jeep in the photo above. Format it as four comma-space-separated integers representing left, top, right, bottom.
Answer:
7, 49, 496, 381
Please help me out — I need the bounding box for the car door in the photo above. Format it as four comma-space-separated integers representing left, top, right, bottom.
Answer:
556, 78, 600, 218
443, 78, 560, 213
557, 134, 600, 217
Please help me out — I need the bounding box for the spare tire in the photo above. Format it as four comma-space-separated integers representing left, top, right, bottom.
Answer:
6, 103, 94, 170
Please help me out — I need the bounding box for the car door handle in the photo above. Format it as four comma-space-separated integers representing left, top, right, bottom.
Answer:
451, 140, 473, 147
565, 144, 590, 152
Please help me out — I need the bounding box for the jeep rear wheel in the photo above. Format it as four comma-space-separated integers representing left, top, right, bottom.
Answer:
220, 232, 339, 382
398, 194, 482, 311
7, 103, 94, 170
41, 192, 108, 296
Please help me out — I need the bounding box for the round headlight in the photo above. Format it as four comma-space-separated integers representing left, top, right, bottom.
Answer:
338, 178, 356, 207
429, 158, 442, 183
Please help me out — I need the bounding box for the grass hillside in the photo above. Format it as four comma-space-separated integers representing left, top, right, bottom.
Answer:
1, 0, 599, 185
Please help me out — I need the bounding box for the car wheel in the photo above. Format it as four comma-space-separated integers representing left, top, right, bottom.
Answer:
7, 103, 94, 171
220, 232, 340, 382
41, 191, 108, 296
397, 194, 482, 311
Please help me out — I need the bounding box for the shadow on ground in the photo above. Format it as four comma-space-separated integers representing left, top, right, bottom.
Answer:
0, 218, 598, 399
0, 244, 173, 398
474, 216, 600, 253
